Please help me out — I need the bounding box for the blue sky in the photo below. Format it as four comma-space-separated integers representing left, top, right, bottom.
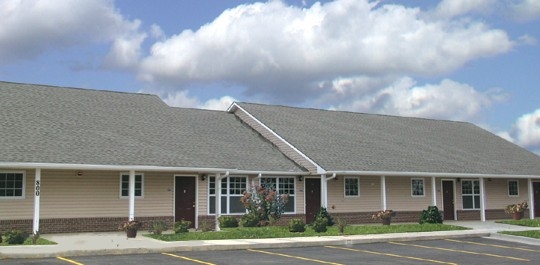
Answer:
1, 0, 539, 154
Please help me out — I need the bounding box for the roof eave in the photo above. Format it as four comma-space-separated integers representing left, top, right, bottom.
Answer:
324, 170, 540, 179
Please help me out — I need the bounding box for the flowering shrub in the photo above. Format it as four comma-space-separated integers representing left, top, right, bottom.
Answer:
372, 210, 395, 220
240, 185, 289, 226
118, 220, 142, 231
505, 201, 528, 214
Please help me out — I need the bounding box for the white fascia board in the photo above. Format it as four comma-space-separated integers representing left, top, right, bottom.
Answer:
0, 162, 310, 176
0, 162, 235, 173
229, 102, 325, 174
325, 170, 540, 179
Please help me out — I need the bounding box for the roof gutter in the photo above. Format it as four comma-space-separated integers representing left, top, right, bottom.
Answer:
324, 170, 540, 179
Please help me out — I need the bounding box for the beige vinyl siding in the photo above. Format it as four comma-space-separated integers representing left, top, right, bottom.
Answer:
0, 169, 35, 219
0, 169, 174, 219
198, 175, 209, 214
327, 176, 443, 212
234, 108, 318, 173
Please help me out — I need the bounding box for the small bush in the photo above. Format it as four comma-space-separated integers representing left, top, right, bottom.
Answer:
240, 212, 260, 227
336, 217, 347, 234
312, 216, 328, 233
419, 206, 443, 224
151, 221, 167, 235
218, 216, 239, 228
315, 207, 334, 226
288, 219, 306, 233
4, 230, 28, 245
173, 220, 192, 233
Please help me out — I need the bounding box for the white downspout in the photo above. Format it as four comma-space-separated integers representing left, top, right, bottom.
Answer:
33, 168, 41, 234
215, 171, 229, 231
252, 173, 262, 186
323, 173, 336, 209
129, 170, 136, 221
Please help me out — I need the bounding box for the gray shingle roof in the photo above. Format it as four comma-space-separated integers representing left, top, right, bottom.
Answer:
0, 82, 303, 172
237, 102, 540, 176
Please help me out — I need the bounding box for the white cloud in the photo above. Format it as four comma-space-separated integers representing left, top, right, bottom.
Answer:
138, 0, 513, 100
433, 0, 496, 19
328, 77, 505, 121
510, 0, 540, 21
502, 109, 540, 151
160, 90, 236, 111
0, 0, 142, 63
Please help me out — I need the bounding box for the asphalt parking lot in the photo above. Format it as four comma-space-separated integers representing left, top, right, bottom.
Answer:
3, 237, 539, 265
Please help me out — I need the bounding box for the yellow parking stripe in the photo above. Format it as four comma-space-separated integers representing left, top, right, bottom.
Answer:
325, 245, 457, 265
56, 256, 84, 265
390, 241, 530, 262
247, 248, 343, 265
162, 252, 216, 265
445, 238, 540, 252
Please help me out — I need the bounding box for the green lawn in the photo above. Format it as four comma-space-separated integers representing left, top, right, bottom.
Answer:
147, 223, 468, 242
0, 237, 57, 246
496, 219, 540, 227
496, 219, 540, 239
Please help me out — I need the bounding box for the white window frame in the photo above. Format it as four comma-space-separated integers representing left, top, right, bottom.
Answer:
260, 177, 296, 214
411, 178, 425, 197
344, 177, 359, 197
208, 175, 247, 215
0, 171, 26, 199
119, 173, 144, 199
508, 180, 519, 197
461, 179, 480, 210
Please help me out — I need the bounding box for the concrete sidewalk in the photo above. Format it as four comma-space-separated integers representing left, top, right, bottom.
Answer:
1, 221, 539, 259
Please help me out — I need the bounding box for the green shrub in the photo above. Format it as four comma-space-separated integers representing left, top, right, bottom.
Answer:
4, 230, 28, 245
151, 221, 167, 235
218, 216, 239, 228
240, 212, 260, 227
419, 206, 443, 224
315, 207, 334, 226
288, 219, 306, 232
312, 216, 328, 233
173, 220, 191, 233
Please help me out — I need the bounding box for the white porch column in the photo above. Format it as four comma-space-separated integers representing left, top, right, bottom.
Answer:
528, 178, 535, 219
381, 176, 387, 211
479, 177, 486, 222
215, 171, 229, 231
321, 175, 327, 208
431, 176, 437, 206
33, 168, 41, 234
128, 170, 135, 221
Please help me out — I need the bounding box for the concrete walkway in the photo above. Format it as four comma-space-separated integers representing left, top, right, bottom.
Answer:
1, 221, 539, 259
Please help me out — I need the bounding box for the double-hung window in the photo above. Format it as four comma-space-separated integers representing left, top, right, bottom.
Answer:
260, 177, 295, 213
411, 178, 425, 197
120, 173, 144, 198
461, 180, 480, 209
508, 180, 519, 197
0, 172, 25, 198
344, 177, 359, 197
209, 176, 247, 214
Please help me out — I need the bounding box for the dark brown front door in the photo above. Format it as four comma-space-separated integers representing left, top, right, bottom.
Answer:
534, 182, 540, 218
442, 180, 455, 220
305, 178, 321, 224
175, 176, 196, 227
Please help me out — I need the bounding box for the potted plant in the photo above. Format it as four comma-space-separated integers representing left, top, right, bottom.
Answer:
119, 220, 142, 238
372, 210, 395, 225
505, 201, 528, 220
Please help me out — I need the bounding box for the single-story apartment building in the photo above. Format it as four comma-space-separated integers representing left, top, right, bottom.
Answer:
1, 81, 539, 234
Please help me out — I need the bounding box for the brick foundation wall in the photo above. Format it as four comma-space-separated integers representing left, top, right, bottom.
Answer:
457, 209, 528, 221
0, 216, 174, 234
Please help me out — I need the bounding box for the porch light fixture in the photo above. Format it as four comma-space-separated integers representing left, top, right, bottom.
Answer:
298, 176, 303, 182
200, 174, 207, 181
77, 171, 83, 177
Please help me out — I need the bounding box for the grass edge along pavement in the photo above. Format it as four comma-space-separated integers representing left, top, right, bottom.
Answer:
497, 219, 540, 239
147, 223, 468, 241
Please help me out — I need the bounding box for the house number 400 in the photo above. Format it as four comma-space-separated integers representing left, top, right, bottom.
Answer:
35, 180, 41, 196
